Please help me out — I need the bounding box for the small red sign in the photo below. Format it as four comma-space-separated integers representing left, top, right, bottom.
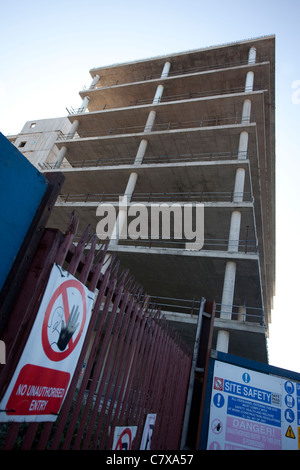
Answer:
6, 364, 70, 416
213, 377, 224, 391
114, 428, 133, 450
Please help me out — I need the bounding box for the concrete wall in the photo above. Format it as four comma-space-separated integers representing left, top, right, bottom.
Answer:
13, 117, 71, 168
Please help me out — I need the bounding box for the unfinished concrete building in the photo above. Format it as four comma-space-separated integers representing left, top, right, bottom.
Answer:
13, 36, 276, 363
7, 118, 72, 169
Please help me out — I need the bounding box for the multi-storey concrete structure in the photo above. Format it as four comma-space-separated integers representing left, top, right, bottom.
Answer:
12, 36, 276, 363
7, 118, 71, 168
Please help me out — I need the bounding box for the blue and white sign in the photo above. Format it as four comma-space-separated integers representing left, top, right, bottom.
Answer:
206, 360, 300, 450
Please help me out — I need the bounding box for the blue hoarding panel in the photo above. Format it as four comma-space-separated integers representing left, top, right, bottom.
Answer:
0, 133, 47, 290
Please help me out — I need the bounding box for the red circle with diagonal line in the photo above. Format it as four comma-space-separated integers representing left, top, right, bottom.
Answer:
42, 279, 87, 361
114, 428, 132, 450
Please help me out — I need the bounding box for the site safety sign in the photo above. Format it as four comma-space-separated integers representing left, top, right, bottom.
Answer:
204, 358, 300, 450
0, 264, 94, 422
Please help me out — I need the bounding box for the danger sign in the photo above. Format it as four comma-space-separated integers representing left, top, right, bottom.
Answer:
0, 264, 94, 422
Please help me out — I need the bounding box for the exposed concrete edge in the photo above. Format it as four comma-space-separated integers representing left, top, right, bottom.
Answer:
107, 244, 259, 261
162, 310, 266, 335
89, 35, 275, 75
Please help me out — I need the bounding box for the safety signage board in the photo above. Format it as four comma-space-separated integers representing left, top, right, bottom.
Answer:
0, 264, 94, 422
205, 358, 300, 450
112, 426, 138, 450
140, 414, 156, 450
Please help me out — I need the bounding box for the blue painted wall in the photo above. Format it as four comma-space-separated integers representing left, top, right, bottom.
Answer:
0, 133, 48, 290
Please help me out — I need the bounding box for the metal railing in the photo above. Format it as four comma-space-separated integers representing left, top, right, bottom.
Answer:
0, 220, 192, 450
57, 114, 253, 141
147, 295, 265, 325
40, 150, 249, 170
71, 232, 258, 254
117, 237, 258, 254
68, 84, 263, 114
57, 190, 253, 204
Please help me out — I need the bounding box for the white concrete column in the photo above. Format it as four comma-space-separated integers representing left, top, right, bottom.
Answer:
216, 261, 237, 353
245, 71, 254, 92
248, 47, 256, 65
216, 330, 230, 353
238, 131, 248, 160
153, 84, 164, 104
144, 110, 156, 132
55, 120, 79, 168
228, 210, 241, 252
67, 119, 79, 138
103, 61, 171, 258
109, 172, 138, 246
54, 146, 67, 168
124, 171, 138, 199
144, 62, 170, 129
161, 61, 171, 78
78, 96, 90, 113
152, 61, 170, 103
134, 139, 148, 164
241, 99, 251, 124
216, 116, 249, 352
90, 74, 100, 89
220, 262, 236, 319
109, 209, 127, 247
233, 168, 245, 202
103, 165, 140, 270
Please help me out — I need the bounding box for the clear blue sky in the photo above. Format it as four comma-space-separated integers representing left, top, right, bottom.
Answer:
1, 0, 300, 372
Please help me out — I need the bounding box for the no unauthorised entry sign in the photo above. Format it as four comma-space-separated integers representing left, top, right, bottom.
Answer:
42, 278, 88, 362
0, 264, 94, 422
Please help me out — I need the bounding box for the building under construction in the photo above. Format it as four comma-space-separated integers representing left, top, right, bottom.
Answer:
9, 35, 275, 364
